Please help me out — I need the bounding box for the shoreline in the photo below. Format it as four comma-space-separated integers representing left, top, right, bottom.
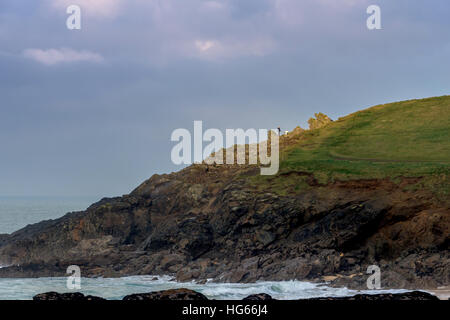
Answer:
0, 275, 446, 300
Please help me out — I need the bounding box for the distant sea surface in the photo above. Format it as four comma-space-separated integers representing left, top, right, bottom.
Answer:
0, 196, 97, 234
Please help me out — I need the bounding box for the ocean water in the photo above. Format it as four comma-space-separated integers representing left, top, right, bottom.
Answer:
0, 275, 411, 300
0, 196, 97, 234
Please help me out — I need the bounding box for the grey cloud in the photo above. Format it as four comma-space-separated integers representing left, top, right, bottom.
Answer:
0, 0, 449, 196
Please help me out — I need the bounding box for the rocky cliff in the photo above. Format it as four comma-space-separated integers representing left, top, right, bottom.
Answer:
0, 162, 447, 288
0, 96, 449, 290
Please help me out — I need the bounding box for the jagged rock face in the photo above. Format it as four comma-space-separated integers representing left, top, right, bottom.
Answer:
0, 196, 152, 269
0, 234, 9, 247
0, 164, 448, 290
307, 113, 332, 130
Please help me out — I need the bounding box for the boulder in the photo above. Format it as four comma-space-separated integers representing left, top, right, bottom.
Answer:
123, 288, 208, 301
243, 293, 274, 300
306, 291, 439, 301
33, 292, 105, 301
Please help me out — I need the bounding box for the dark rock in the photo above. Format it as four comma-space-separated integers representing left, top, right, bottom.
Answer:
0, 263, 66, 278
0, 234, 9, 247
123, 288, 208, 301
32, 290, 439, 301
33, 292, 105, 301
0, 160, 448, 291
243, 293, 274, 301
306, 291, 439, 301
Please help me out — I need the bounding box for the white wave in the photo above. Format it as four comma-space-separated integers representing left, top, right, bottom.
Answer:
0, 275, 415, 300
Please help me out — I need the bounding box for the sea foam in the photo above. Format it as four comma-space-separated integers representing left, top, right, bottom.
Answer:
0, 275, 412, 300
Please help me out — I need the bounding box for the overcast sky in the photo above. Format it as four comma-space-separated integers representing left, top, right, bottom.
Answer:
0, 0, 449, 197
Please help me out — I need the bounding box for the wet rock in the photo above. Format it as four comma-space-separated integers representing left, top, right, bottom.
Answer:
123, 288, 208, 301
243, 293, 274, 301
33, 292, 105, 301
306, 291, 439, 301
32, 290, 439, 301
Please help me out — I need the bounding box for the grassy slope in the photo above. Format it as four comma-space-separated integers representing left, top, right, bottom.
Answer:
255, 96, 450, 201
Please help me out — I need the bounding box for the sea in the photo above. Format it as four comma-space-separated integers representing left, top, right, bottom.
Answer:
0, 196, 412, 300
0, 196, 97, 234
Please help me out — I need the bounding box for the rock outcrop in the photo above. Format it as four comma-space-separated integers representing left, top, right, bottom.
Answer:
0, 234, 9, 248
0, 113, 448, 291
306, 291, 439, 301
123, 288, 208, 300
243, 293, 274, 300
0, 160, 448, 290
33, 292, 105, 301
307, 113, 332, 130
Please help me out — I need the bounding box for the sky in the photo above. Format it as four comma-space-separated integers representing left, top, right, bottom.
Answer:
0, 0, 449, 197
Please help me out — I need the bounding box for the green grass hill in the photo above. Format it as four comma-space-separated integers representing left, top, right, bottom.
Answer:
256, 96, 450, 201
